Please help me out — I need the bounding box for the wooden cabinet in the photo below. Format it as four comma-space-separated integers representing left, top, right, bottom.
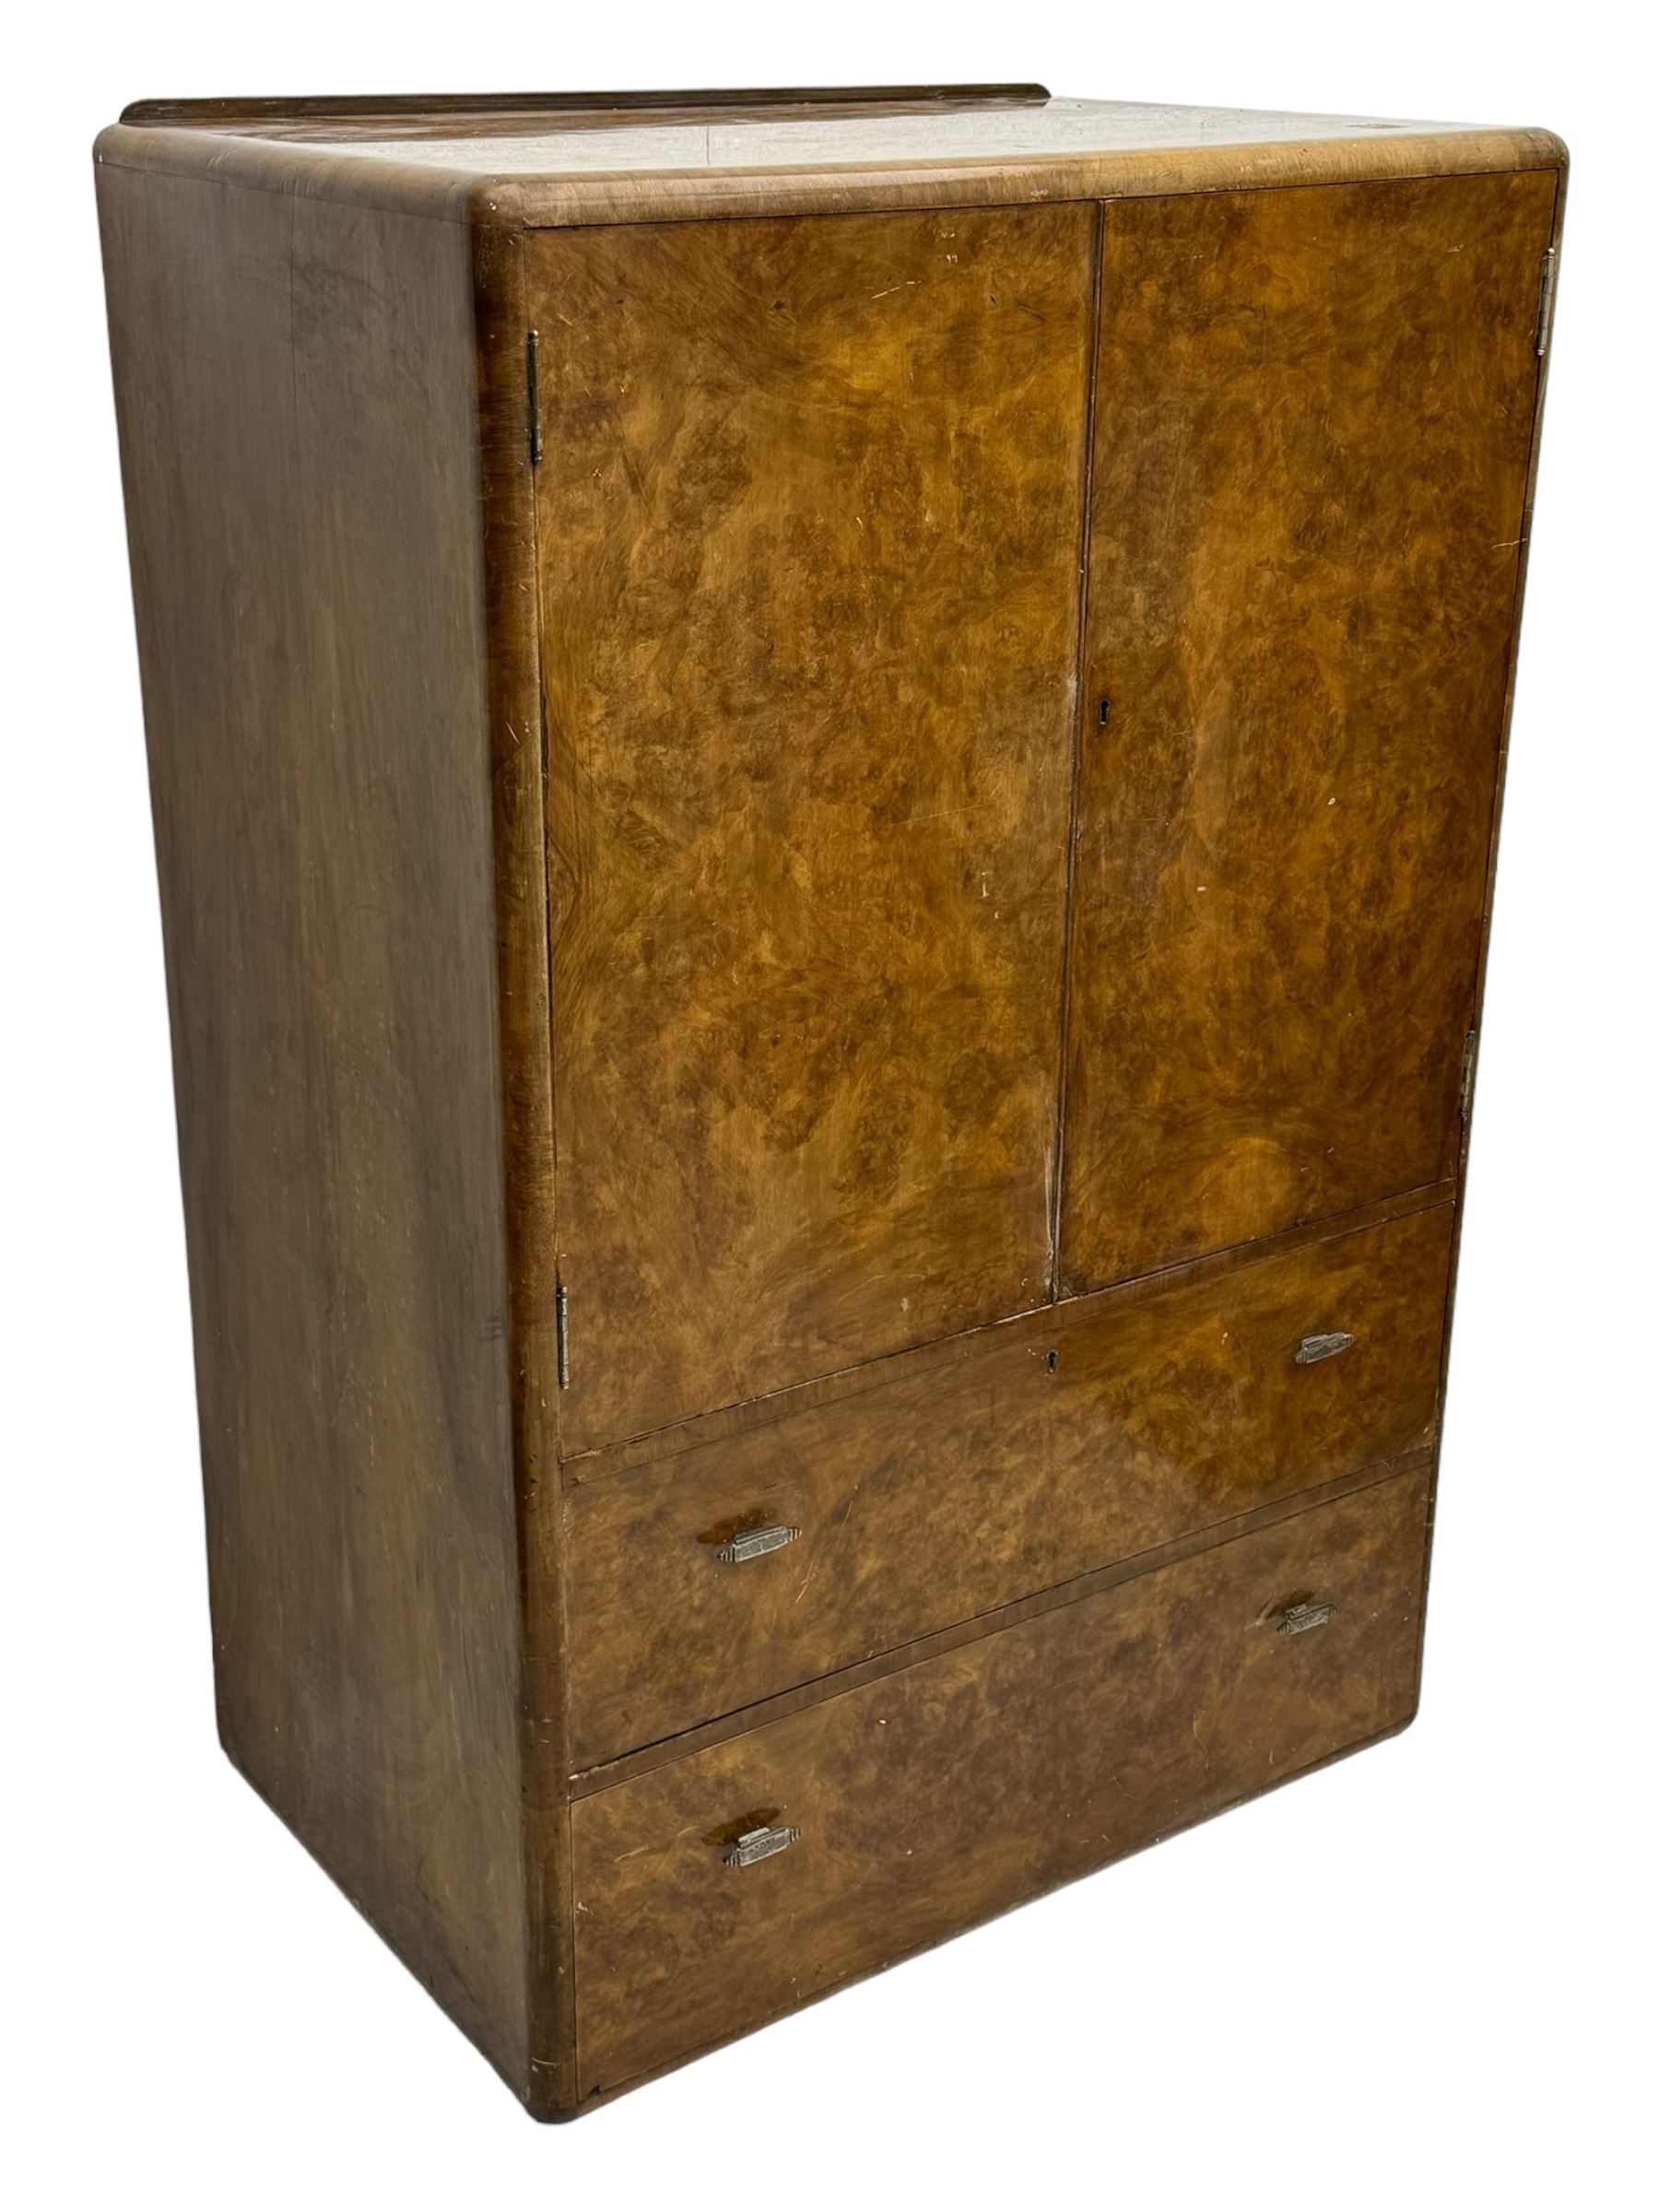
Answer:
97, 85, 1564, 2119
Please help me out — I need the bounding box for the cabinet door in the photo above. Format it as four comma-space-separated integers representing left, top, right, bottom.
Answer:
1060, 171, 1557, 1294
534, 208, 1094, 1451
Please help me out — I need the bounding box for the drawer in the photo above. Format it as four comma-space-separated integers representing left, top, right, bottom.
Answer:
564, 1204, 1452, 1767
571, 1465, 1430, 2098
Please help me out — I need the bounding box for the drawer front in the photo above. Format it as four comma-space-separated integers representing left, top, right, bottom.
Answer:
565, 1205, 1451, 1767
572, 1466, 1430, 2096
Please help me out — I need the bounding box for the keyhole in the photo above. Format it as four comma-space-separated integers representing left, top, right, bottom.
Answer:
1045, 1349, 1059, 1373
1097, 697, 1112, 728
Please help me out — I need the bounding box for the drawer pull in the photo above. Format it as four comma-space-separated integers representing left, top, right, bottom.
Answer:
714, 1524, 802, 1565
724, 1823, 799, 1868
1295, 1330, 1355, 1365
1277, 1600, 1335, 1636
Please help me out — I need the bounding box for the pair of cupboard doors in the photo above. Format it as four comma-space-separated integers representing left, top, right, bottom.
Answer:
543, 166, 1556, 1457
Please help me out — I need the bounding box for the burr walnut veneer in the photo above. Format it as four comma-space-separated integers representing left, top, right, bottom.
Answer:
96, 85, 1564, 2118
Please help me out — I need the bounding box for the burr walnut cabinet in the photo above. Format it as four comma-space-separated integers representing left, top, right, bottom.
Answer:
96, 84, 1565, 2119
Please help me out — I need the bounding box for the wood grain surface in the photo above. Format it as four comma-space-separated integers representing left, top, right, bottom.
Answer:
468, 218, 576, 2114
571, 1465, 1431, 2099
564, 1203, 1453, 1767
1060, 169, 1558, 1292
94, 94, 1565, 234
98, 166, 533, 2093
535, 206, 1096, 1451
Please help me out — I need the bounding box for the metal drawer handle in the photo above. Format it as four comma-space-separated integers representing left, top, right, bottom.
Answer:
724, 1824, 799, 1868
1295, 1331, 1355, 1365
1277, 1600, 1335, 1636
713, 1524, 801, 1565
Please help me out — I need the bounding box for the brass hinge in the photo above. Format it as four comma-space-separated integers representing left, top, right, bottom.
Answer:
1461, 1030, 1478, 1121
525, 330, 543, 467
1535, 247, 1559, 359
555, 1280, 570, 1389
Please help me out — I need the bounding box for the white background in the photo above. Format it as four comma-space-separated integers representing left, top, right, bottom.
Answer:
6, 8, 1653, 2206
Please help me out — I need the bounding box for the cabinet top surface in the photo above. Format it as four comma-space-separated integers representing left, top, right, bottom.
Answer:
100, 86, 1563, 226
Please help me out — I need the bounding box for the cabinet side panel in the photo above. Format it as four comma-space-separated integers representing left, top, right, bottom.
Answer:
98, 165, 530, 2088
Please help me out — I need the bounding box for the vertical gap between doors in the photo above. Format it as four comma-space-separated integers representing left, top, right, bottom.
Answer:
1046, 199, 1106, 1305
